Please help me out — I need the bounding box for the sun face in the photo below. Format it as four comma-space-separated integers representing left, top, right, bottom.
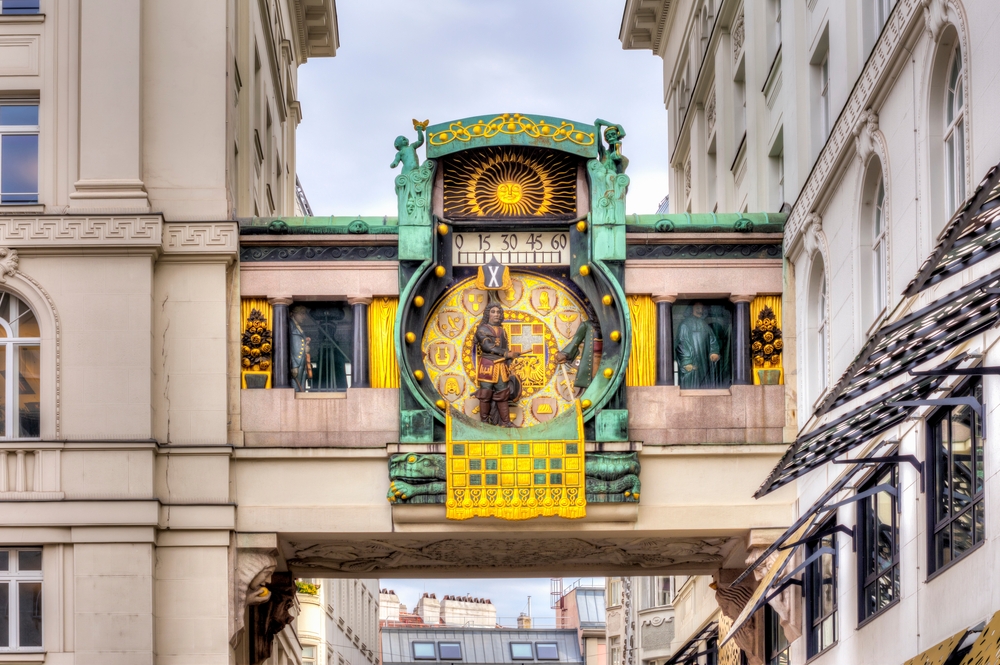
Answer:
443, 146, 577, 219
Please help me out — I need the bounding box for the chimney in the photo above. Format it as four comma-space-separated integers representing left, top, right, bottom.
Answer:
517, 613, 532, 629
416, 593, 441, 626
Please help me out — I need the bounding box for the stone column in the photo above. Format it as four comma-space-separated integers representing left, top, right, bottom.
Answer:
653, 295, 677, 386
731, 295, 754, 385
269, 298, 293, 389
348, 297, 372, 388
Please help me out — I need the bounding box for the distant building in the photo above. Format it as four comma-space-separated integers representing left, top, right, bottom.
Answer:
382, 627, 583, 665
655, 195, 670, 214
381, 591, 498, 628
553, 582, 606, 665
298, 579, 381, 665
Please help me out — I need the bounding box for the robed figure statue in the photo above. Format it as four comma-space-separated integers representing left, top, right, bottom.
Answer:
675, 302, 721, 388
289, 305, 312, 392
473, 303, 521, 427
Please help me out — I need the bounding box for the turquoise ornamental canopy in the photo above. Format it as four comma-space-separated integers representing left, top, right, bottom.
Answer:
426, 113, 600, 159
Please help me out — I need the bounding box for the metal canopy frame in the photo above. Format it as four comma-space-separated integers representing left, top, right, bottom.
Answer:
754, 365, 956, 497
816, 272, 1000, 416
905, 161, 1000, 297
664, 621, 719, 665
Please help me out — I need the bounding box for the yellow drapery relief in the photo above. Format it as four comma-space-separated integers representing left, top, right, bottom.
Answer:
241, 298, 273, 389
751, 295, 783, 385
626, 295, 656, 387
369, 296, 399, 388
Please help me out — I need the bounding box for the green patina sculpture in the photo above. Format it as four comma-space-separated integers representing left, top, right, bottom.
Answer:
585, 452, 641, 502
555, 320, 596, 389
387, 453, 447, 504
392, 120, 436, 233
386, 452, 640, 504
676, 302, 724, 389
588, 120, 630, 227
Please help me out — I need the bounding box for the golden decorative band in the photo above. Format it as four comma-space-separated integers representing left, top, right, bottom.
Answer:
430, 114, 595, 147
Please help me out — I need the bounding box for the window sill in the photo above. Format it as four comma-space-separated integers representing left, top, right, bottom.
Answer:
678, 388, 732, 396
0, 653, 46, 664
294, 391, 348, 400
0, 14, 45, 24
804, 643, 837, 665
0, 204, 43, 214
926, 539, 985, 583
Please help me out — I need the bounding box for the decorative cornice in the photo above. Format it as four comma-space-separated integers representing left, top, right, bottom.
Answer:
162, 222, 238, 255
627, 243, 782, 260
785, 0, 923, 248
240, 245, 399, 262
0, 216, 162, 247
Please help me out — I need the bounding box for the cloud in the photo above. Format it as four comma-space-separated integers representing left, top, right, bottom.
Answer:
295, 0, 669, 216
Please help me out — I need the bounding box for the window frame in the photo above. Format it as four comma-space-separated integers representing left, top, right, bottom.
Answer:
0, 104, 39, 205
872, 175, 888, 320
510, 643, 534, 661
412, 642, 437, 660
0, 291, 40, 440
535, 643, 559, 661
819, 54, 831, 140
764, 605, 789, 665
438, 642, 462, 661
817, 275, 829, 393
0, 1, 41, 15
804, 519, 838, 658
0, 547, 43, 652
944, 46, 966, 216
608, 636, 621, 665
926, 378, 985, 577
607, 578, 622, 608
856, 463, 900, 624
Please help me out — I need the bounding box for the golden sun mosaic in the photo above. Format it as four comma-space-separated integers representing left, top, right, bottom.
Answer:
422, 271, 591, 427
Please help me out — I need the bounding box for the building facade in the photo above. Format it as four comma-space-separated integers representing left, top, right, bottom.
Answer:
622, 0, 1000, 663
297, 578, 380, 665
382, 627, 583, 665
553, 581, 606, 665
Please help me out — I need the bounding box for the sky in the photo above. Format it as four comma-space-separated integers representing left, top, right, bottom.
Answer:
295, 0, 670, 217
381, 577, 606, 627
295, 0, 656, 623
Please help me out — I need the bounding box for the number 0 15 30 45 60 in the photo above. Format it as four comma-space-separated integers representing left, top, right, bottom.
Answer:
452, 231, 570, 266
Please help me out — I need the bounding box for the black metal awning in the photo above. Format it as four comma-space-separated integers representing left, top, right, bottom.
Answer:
816, 271, 1000, 416
905, 160, 1000, 296
663, 621, 718, 665
755, 357, 963, 497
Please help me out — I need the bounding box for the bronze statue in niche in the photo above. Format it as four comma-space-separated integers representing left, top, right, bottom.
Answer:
472, 303, 522, 427
675, 301, 733, 389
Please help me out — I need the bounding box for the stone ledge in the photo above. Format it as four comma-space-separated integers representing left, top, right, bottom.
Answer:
391, 502, 639, 525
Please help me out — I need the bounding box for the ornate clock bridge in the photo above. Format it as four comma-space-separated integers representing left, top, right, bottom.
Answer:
235, 113, 791, 579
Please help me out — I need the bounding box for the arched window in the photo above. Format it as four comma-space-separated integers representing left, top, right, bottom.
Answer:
860, 160, 889, 329
944, 46, 965, 215
808, 257, 829, 404
0, 291, 40, 438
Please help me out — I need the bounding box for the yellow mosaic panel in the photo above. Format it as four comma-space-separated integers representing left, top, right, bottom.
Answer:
958, 609, 1000, 665
423, 271, 591, 427
445, 406, 586, 520
902, 628, 970, 665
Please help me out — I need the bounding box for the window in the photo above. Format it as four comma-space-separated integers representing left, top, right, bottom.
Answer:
304, 646, 317, 665
928, 378, 984, 573
511, 643, 534, 660
857, 464, 899, 621
536, 644, 558, 660
0, 292, 39, 439
767, 0, 782, 61
808, 258, 828, 404
607, 578, 621, 607
944, 46, 966, 215
0, 1, 40, 15
819, 55, 831, 139
805, 521, 837, 657
0, 105, 38, 204
289, 302, 354, 392
608, 637, 620, 665
438, 643, 462, 660
413, 643, 436, 660
0, 548, 42, 651
639, 577, 674, 609
764, 606, 789, 665
875, 0, 893, 28
673, 300, 734, 388
872, 176, 888, 318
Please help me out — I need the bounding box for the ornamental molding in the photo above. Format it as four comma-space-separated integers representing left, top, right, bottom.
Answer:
162, 222, 238, 255
288, 536, 730, 574
230, 547, 277, 647
784, 0, 930, 250
0, 216, 161, 247
640, 615, 674, 627
0, 247, 17, 282
854, 109, 880, 165
731, 9, 745, 63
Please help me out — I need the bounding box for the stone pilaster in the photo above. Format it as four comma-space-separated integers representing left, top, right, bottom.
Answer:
349, 296, 373, 388
731, 295, 755, 385
269, 298, 293, 389
653, 295, 677, 386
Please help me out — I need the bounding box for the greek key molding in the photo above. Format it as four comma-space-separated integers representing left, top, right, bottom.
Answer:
0, 216, 162, 246
162, 222, 238, 255
786, 0, 924, 249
